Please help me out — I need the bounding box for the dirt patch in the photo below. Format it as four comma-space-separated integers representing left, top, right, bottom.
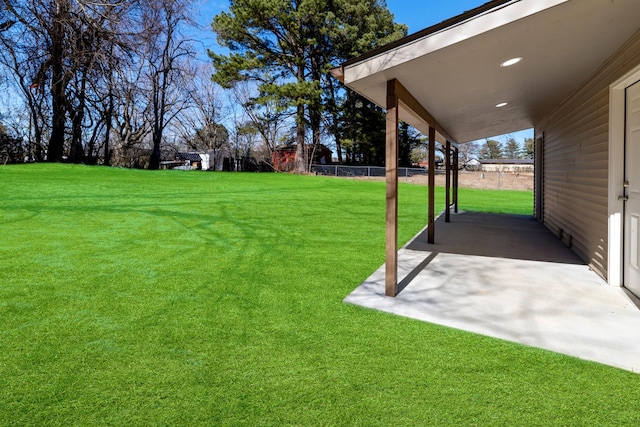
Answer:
342, 171, 534, 191
416, 171, 533, 191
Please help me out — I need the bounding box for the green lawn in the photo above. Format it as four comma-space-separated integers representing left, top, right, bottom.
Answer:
0, 164, 637, 426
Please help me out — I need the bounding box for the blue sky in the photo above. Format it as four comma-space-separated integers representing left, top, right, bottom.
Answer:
386, 0, 489, 34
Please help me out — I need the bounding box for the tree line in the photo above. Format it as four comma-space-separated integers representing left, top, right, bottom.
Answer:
477, 137, 534, 160
0, 0, 423, 171
0, 0, 199, 167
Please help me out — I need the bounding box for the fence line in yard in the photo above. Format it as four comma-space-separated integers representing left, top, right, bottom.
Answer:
311, 164, 440, 178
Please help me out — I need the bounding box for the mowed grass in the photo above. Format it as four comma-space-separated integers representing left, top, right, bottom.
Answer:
0, 164, 637, 426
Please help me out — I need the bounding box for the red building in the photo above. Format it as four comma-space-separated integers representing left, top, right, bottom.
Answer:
272, 144, 332, 172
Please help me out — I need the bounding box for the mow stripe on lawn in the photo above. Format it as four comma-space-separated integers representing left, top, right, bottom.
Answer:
1, 164, 638, 426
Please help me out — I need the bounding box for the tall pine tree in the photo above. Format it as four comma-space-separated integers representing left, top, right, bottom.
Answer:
210, 0, 406, 172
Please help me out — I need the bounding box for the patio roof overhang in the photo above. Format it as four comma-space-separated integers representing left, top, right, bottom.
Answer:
332, 0, 640, 144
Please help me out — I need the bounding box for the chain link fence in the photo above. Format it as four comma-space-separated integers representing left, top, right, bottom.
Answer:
311, 164, 436, 177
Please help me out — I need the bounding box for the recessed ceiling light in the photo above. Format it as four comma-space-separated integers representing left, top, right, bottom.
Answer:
500, 57, 523, 67
496, 102, 508, 108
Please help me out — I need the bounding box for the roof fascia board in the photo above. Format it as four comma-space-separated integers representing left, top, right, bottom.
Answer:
341, 0, 515, 68
390, 78, 457, 145
343, 0, 569, 85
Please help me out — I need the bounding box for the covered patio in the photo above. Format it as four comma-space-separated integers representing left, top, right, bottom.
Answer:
332, 0, 640, 372
345, 211, 640, 372
331, 0, 640, 297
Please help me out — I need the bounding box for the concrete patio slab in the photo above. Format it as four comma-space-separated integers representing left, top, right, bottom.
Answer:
345, 211, 640, 373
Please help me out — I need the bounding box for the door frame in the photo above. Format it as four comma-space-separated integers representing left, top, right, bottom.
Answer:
534, 132, 544, 222
608, 65, 640, 287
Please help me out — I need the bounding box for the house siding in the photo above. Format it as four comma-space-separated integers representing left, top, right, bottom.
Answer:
536, 29, 640, 281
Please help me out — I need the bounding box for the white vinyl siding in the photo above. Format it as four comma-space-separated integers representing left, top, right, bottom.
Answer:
536, 29, 640, 280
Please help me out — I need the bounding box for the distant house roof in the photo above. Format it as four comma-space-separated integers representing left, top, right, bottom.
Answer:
479, 159, 533, 164
178, 152, 202, 162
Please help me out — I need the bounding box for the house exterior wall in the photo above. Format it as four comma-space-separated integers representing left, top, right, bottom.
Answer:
535, 29, 640, 281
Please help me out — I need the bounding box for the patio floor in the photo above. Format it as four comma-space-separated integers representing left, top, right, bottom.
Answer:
345, 211, 640, 373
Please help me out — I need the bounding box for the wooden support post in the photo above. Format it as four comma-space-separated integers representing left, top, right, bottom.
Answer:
445, 140, 451, 223
453, 147, 459, 213
428, 125, 436, 244
380, 78, 459, 294
385, 80, 399, 297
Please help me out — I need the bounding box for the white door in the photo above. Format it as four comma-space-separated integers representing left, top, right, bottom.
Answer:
624, 81, 640, 297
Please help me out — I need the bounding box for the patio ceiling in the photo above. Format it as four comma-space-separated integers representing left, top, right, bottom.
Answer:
335, 0, 640, 143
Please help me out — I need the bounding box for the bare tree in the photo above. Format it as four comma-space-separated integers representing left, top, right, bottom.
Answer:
230, 82, 290, 163
0, 0, 142, 162
458, 141, 480, 168
171, 62, 229, 170
0, 0, 55, 160
106, 53, 152, 166
141, 0, 196, 170
227, 120, 260, 171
